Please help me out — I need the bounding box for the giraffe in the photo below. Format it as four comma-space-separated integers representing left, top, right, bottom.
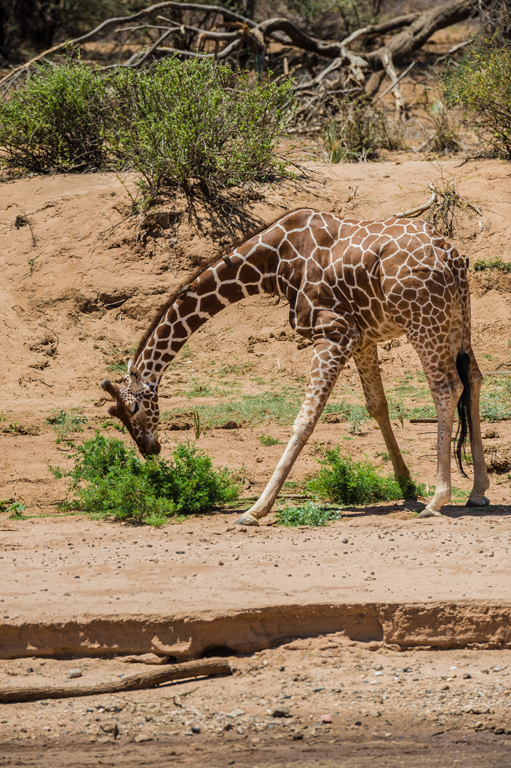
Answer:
101, 208, 490, 524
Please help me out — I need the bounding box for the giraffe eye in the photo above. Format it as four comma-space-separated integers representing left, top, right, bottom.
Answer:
131, 402, 139, 416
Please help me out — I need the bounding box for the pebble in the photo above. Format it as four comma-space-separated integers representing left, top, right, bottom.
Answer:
191, 726, 201, 734
269, 706, 289, 718
134, 734, 153, 743
463, 673, 472, 679
67, 669, 82, 679
320, 714, 332, 723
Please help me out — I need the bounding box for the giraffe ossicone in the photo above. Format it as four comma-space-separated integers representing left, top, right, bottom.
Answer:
101, 208, 490, 524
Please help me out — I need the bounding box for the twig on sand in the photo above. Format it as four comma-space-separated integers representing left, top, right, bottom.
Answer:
393, 184, 437, 218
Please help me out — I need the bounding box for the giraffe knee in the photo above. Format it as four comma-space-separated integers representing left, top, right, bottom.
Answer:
365, 399, 388, 420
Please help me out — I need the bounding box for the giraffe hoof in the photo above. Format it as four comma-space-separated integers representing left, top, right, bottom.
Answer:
465, 496, 491, 508
416, 508, 443, 519
235, 513, 259, 527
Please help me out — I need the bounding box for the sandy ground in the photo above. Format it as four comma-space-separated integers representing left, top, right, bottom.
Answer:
1, 512, 511, 653
1, 639, 511, 767
1, 156, 511, 764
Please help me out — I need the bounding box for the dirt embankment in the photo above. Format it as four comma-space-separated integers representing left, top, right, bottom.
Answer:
1, 158, 511, 517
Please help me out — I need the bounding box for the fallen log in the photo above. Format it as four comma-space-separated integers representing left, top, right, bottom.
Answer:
0, 657, 231, 704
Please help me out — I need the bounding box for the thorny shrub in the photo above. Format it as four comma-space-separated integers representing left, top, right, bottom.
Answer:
307, 447, 425, 505
104, 58, 293, 203
443, 39, 511, 159
0, 58, 294, 202
0, 60, 108, 172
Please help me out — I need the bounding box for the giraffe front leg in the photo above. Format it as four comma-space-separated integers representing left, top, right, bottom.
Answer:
236, 319, 358, 526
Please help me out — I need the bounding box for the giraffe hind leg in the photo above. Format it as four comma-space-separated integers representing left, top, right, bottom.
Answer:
464, 350, 490, 507
354, 344, 411, 488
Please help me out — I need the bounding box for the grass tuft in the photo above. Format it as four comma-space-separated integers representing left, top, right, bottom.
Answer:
276, 501, 341, 527
258, 433, 281, 446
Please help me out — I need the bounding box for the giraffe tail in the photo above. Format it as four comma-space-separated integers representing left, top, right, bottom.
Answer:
455, 349, 472, 478
452, 252, 472, 478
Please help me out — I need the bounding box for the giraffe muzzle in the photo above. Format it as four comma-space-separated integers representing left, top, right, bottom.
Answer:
141, 439, 161, 457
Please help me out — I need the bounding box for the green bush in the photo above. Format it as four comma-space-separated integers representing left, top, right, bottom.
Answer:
0, 61, 108, 172
276, 501, 341, 527
104, 58, 293, 200
50, 433, 239, 525
307, 447, 424, 504
0, 58, 293, 195
443, 39, 511, 158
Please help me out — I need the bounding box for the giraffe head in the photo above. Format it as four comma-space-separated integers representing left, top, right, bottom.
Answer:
100, 361, 161, 456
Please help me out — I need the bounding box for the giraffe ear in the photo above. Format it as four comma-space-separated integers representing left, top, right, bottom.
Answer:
129, 365, 143, 392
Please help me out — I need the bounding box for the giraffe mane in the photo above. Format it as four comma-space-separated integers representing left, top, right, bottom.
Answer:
133, 207, 316, 365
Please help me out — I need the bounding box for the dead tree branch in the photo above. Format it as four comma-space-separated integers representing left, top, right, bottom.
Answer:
0, 657, 232, 703
0, 0, 482, 106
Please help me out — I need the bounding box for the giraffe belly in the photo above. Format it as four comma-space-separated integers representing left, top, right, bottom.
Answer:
358, 319, 405, 345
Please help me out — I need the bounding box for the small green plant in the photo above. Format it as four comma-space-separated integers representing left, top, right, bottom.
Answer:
4, 422, 21, 434
424, 101, 462, 154
323, 400, 370, 427
258, 433, 281, 446
181, 343, 192, 359
443, 38, 511, 158
101, 420, 126, 433
27, 252, 40, 275
0, 501, 26, 518
218, 362, 252, 376
473, 257, 511, 273
308, 447, 424, 505
0, 499, 25, 516
193, 408, 201, 440
187, 379, 216, 398
276, 501, 341, 527
49, 433, 239, 525
323, 95, 404, 163
46, 408, 88, 442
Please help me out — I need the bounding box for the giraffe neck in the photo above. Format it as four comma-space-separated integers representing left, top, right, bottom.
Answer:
134, 248, 280, 382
